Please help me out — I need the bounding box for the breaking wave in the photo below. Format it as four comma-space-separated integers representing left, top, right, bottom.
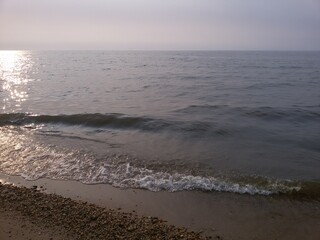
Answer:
0, 113, 229, 136
0, 127, 318, 199
0, 113, 155, 129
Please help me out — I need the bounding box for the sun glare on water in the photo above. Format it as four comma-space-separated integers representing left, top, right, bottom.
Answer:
0, 51, 34, 112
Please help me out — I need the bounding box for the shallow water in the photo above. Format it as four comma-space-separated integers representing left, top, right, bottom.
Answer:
0, 51, 319, 196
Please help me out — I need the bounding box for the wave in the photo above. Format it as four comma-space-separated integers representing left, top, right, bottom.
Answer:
0, 127, 319, 200
0, 113, 161, 129
176, 105, 320, 122
0, 113, 230, 136
1, 107, 319, 136
3, 157, 320, 199
242, 107, 320, 121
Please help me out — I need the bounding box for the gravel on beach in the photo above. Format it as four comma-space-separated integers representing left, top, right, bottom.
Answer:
0, 183, 214, 240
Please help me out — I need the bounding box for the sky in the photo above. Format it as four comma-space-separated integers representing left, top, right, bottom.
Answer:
0, 0, 320, 50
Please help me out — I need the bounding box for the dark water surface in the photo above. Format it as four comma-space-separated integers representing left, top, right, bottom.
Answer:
0, 51, 319, 197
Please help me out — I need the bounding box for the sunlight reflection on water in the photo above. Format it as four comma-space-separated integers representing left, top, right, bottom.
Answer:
0, 51, 35, 112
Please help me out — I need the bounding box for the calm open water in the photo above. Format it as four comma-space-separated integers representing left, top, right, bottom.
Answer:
0, 51, 319, 197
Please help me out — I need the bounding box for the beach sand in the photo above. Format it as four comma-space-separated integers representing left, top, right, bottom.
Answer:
0, 208, 70, 240
0, 173, 319, 240
0, 181, 207, 240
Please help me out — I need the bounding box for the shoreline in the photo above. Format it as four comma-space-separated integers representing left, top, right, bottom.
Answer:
1, 173, 320, 240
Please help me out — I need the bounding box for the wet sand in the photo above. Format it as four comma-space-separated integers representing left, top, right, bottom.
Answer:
0, 173, 320, 240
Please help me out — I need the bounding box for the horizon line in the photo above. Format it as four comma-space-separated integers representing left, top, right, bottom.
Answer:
1, 49, 320, 52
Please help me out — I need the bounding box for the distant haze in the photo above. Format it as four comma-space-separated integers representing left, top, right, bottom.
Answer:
1, 0, 320, 50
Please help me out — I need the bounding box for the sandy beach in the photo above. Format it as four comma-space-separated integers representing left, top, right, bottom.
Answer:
0, 174, 319, 240
0, 179, 209, 240
0, 208, 70, 240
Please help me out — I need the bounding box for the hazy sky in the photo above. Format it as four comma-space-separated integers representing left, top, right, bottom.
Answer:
1, 0, 320, 50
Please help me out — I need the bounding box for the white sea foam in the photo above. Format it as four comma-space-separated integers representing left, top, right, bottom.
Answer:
0, 127, 301, 195
84, 163, 300, 195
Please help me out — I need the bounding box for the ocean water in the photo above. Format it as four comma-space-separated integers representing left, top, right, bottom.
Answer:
0, 51, 319, 197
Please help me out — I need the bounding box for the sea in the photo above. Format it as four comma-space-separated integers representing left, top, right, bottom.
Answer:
0, 51, 319, 198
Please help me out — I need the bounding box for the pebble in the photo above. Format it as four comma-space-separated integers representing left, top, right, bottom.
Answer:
0, 182, 211, 240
